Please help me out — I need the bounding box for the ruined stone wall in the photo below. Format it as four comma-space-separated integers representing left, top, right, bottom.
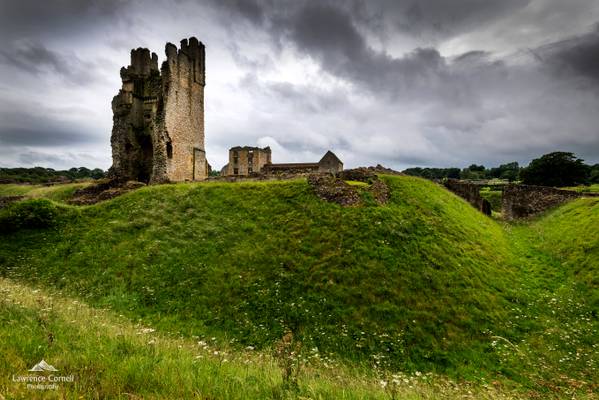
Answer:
262, 163, 320, 175
445, 180, 598, 219
224, 146, 271, 176
444, 179, 491, 215
109, 37, 206, 183
163, 38, 206, 182
110, 48, 162, 183
502, 184, 598, 220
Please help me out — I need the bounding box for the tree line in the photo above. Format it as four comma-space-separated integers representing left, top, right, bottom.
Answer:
0, 167, 106, 184
403, 152, 599, 187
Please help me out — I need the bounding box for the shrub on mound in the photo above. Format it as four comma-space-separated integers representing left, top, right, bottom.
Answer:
0, 198, 62, 233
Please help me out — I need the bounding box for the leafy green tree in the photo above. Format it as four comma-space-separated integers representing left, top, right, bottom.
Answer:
0, 167, 105, 183
489, 162, 520, 181
90, 168, 106, 179
446, 168, 461, 179
402, 167, 461, 180
520, 152, 589, 187
460, 164, 487, 180
468, 164, 486, 172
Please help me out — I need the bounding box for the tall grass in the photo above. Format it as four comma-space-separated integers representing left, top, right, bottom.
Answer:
0, 278, 521, 399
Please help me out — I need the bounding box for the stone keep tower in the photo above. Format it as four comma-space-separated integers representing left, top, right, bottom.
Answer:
109, 37, 207, 183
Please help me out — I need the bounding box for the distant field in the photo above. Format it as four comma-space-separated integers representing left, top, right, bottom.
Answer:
0, 182, 91, 202
0, 176, 597, 399
562, 184, 599, 193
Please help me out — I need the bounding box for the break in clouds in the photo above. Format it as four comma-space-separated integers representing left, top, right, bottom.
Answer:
0, 0, 598, 170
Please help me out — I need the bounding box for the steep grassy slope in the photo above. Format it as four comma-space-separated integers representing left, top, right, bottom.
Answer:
529, 197, 599, 291
0, 278, 519, 400
0, 177, 516, 377
495, 198, 599, 396
1, 176, 597, 398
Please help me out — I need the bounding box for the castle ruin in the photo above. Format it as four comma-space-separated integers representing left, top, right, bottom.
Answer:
109, 37, 208, 183
220, 148, 343, 177
220, 146, 272, 176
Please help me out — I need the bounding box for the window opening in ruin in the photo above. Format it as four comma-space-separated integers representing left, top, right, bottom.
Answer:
234, 168, 239, 175
136, 134, 154, 183
166, 142, 173, 159
248, 167, 253, 174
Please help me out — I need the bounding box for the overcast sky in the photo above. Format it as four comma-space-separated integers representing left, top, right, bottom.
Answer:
0, 0, 598, 171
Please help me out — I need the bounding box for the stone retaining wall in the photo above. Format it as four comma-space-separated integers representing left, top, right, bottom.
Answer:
501, 184, 599, 220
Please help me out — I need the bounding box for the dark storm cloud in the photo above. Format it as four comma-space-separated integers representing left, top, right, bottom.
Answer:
539, 24, 599, 82
219, 0, 599, 167
210, 0, 531, 39
1, 0, 598, 170
263, 3, 450, 98
0, 106, 102, 147
0, 41, 98, 85
0, 0, 128, 40
213, 2, 504, 98
211, 0, 599, 96
0, 127, 95, 147
347, 0, 532, 41
210, 0, 267, 25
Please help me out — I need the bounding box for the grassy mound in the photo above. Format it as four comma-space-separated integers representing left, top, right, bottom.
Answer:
0, 176, 516, 378
1, 176, 597, 397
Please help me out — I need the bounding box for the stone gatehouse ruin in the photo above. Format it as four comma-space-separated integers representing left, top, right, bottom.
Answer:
109, 37, 208, 183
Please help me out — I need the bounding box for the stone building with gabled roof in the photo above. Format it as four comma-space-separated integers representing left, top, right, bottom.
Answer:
221, 148, 343, 176
262, 151, 343, 175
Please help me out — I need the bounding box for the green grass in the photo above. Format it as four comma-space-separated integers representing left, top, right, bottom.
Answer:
561, 184, 599, 193
0, 176, 598, 398
479, 187, 503, 212
345, 180, 370, 187
523, 197, 599, 300
0, 182, 91, 202
0, 278, 521, 400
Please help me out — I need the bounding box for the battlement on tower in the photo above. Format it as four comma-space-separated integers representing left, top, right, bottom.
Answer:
119, 48, 159, 81
164, 37, 205, 86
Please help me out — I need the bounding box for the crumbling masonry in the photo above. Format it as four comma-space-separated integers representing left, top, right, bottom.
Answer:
109, 37, 208, 183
